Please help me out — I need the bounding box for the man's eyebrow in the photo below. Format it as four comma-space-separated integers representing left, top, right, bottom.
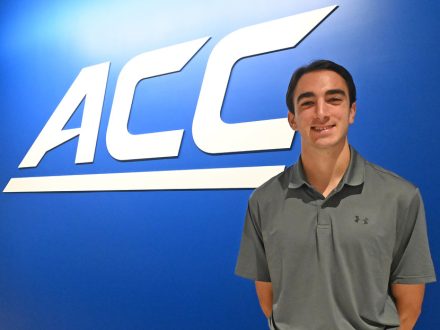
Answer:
326, 89, 346, 97
296, 92, 315, 104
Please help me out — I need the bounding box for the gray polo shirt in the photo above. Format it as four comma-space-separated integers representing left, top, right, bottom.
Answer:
235, 147, 436, 330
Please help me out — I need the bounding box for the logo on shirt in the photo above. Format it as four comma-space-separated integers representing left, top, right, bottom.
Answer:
354, 216, 369, 224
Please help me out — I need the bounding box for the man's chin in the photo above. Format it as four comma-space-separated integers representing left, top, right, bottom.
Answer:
306, 138, 347, 150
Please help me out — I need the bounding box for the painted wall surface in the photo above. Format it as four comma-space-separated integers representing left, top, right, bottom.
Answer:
1, 1, 439, 329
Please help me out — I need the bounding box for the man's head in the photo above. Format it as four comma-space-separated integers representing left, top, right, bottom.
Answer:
286, 60, 357, 150
286, 60, 356, 114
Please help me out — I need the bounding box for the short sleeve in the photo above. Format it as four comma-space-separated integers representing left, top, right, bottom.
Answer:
235, 196, 271, 282
390, 188, 436, 284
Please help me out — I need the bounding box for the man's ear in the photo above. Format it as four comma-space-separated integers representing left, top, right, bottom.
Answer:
288, 111, 297, 130
349, 102, 356, 124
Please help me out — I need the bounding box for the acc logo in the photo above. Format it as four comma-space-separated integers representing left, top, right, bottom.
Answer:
4, 5, 337, 193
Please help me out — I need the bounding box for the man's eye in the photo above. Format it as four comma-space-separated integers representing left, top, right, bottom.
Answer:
301, 101, 314, 107
328, 98, 342, 103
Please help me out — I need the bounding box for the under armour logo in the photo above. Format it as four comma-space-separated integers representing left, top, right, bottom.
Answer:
354, 216, 369, 224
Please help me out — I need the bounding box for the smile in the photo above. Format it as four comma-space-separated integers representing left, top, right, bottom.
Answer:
311, 125, 335, 132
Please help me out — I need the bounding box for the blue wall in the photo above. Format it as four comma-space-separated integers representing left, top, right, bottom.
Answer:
1, 1, 439, 329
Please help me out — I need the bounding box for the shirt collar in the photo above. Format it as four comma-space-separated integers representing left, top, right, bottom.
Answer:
288, 145, 365, 189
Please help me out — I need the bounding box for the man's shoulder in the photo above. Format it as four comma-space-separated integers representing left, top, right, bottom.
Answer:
249, 165, 293, 203
363, 159, 419, 197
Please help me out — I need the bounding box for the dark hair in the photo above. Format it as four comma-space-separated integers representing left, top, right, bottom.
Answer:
286, 60, 356, 114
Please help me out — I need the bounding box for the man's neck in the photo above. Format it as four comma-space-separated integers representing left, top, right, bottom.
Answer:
300, 141, 351, 198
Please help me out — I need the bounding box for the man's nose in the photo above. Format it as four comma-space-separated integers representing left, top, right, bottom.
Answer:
315, 99, 328, 119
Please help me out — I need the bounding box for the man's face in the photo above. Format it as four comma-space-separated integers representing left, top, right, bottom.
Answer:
288, 70, 356, 151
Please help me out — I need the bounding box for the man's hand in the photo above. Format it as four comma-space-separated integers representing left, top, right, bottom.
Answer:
255, 281, 273, 318
391, 283, 425, 330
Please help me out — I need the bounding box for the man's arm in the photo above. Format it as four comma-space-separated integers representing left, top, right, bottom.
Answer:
255, 281, 273, 318
391, 283, 425, 330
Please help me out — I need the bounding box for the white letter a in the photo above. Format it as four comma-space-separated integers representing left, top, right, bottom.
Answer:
19, 62, 110, 168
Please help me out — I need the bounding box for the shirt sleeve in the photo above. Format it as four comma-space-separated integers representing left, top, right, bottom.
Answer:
235, 195, 271, 282
390, 188, 436, 284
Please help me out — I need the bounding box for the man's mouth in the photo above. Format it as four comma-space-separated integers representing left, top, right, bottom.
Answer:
311, 124, 335, 132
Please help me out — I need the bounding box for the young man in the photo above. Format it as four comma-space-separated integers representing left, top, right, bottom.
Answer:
235, 60, 436, 330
